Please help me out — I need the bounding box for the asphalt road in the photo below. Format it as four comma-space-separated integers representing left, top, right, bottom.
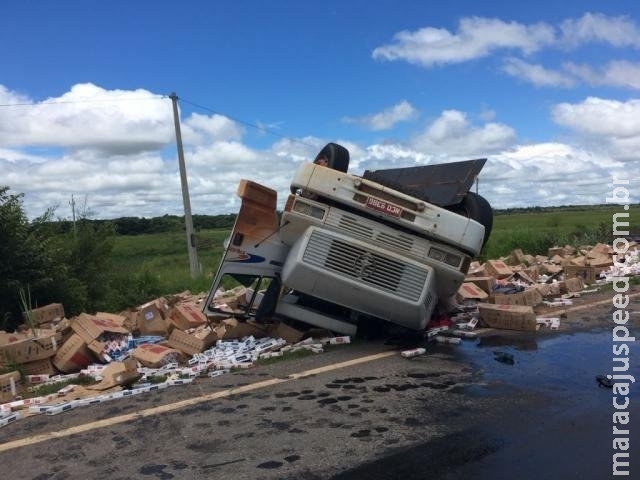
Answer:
1, 296, 639, 480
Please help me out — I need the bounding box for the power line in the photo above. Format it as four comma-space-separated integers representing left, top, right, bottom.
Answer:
176, 95, 317, 148
0, 95, 165, 107
0, 92, 317, 148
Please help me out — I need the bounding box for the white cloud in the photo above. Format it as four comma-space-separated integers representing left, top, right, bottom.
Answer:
559, 12, 640, 49
372, 16, 555, 67
502, 58, 640, 90
502, 58, 576, 87
342, 100, 418, 130
552, 97, 640, 163
552, 97, 640, 138
181, 113, 244, 145
411, 110, 516, 157
0, 83, 172, 153
480, 143, 627, 207
563, 61, 640, 90
372, 13, 640, 96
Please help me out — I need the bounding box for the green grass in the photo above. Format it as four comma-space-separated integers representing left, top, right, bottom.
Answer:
254, 348, 315, 366
481, 205, 636, 260
28, 374, 97, 397
109, 229, 230, 298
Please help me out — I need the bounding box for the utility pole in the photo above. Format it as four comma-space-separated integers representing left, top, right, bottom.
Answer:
169, 92, 200, 278
69, 194, 77, 239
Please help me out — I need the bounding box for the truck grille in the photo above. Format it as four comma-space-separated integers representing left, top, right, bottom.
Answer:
325, 211, 427, 257
302, 230, 429, 302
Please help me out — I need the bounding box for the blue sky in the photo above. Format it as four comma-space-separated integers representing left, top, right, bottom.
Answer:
1, 0, 639, 219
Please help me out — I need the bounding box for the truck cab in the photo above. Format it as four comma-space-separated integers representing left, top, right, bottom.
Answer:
203, 144, 491, 333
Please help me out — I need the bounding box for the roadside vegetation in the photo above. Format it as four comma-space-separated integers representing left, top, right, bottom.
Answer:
1, 184, 633, 331
481, 206, 621, 260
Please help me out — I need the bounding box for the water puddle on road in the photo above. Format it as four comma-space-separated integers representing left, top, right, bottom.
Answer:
450, 327, 640, 402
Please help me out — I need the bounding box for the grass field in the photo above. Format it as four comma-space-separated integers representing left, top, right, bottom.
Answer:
108, 205, 636, 306
481, 204, 632, 260
109, 229, 230, 298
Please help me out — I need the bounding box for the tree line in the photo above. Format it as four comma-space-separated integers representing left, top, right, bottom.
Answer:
37, 213, 238, 236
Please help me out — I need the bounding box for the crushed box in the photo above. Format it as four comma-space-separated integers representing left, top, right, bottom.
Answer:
457, 282, 489, 301
478, 303, 537, 331
169, 303, 208, 331
70, 313, 129, 356
463, 276, 495, 294
560, 277, 585, 294
52, 333, 93, 373
132, 344, 183, 369
564, 265, 597, 284
0, 330, 58, 364
87, 357, 140, 390
218, 318, 267, 340
166, 325, 221, 356
266, 322, 304, 344
24, 303, 65, 325
490, 288, 543, 307
484, 260, 513, 279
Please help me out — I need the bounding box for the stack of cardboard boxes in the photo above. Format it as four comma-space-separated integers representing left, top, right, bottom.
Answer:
0, 287, 292, 403
459, 242, 629, 331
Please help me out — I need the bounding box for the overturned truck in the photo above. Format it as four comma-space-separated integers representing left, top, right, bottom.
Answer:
203, 143, 492, 334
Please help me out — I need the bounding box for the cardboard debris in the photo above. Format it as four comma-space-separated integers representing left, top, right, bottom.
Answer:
132, 344, 183, 369
507, 249, 526, 266
135, 302, 167, 336
24, 303, 65, 325
213, 286, 249, 312
219, 318, 267, 340
266, 322, 304, 345
52, 333, 93, 373
166, 325, 221, 356
490, 288, 543, 307
21, 358, 56, 376
548, 246, 565, 257
169, 303, 208, 331
484, 260, 513, 279
506, 270, 537, 285
0, 330, 58, 364
560, 277, 585, 294
541, 264, 563, 275
588, 243, 613, 258
457, 282, 489, 301
0, 371, 21, 403
71, 313, 130, 357
463, 276, 495, 294
87, 358, 141, 391
478, 304, 537, 331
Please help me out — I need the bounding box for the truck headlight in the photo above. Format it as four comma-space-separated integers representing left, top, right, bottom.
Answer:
428, 247, 462, 268
293, 200, 326, 219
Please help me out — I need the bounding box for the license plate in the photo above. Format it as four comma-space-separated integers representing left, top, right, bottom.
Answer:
365, 196, 402, 217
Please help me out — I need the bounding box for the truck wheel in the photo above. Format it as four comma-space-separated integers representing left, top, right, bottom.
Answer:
454, 192, 493, 247
314, 143, 350, 172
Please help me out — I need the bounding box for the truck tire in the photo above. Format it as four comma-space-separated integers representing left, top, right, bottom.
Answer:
314, 143, 350, 172
453, 192, 493, 248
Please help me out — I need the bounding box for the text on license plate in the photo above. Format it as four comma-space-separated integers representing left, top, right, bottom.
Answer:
365, 196, 402, 217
